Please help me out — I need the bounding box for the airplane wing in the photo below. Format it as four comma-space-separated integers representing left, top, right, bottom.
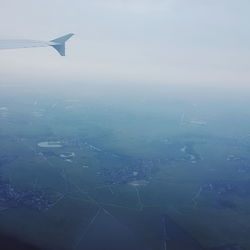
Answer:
0, 33, 74, 56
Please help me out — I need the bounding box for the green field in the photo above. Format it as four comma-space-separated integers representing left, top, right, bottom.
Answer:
0, 83, 250, 249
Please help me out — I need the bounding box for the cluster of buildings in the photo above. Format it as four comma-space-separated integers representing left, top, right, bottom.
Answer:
203, 180, 250, 197
0, 178, 54, 211
99, 159, 157, 185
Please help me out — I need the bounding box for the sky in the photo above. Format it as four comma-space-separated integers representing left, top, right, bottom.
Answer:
0, 0, 250, 86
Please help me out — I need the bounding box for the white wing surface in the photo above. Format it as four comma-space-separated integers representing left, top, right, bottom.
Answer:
0, 33, 74, 56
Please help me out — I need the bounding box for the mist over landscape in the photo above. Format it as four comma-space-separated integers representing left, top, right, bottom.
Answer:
1, 0, 250, 250
0, 82, 250, 249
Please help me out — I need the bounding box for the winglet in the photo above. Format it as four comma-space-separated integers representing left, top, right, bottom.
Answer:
50, 33, 74, 56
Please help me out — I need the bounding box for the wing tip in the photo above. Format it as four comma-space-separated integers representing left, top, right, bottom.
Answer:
50, 33, 74, 56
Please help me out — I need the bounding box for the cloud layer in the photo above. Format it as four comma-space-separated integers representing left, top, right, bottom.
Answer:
0, 0, 250, 86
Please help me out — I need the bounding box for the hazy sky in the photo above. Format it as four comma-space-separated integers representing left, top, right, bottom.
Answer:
0, 0, 250, 86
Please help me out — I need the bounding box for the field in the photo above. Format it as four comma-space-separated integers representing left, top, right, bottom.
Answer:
0, 83, 250, 249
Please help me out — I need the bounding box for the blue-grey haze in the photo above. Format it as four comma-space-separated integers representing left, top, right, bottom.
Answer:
1, 1, 250, 250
